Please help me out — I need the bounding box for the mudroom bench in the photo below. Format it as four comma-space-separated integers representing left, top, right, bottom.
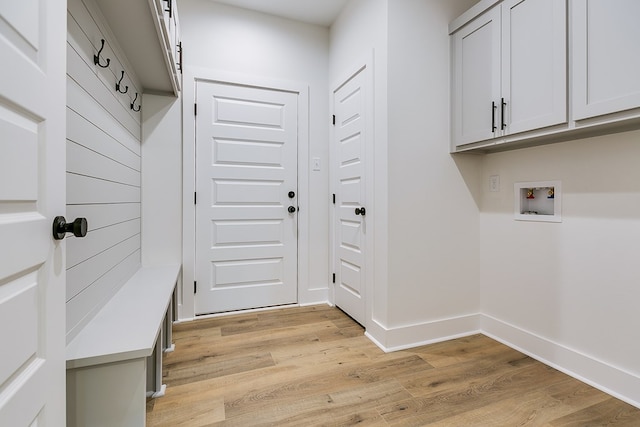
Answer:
66, 264, 181, 427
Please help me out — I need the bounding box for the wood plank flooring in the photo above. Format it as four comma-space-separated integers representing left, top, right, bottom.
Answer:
146, 305, 640, 426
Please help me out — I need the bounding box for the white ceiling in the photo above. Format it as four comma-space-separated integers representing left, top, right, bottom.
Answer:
210, 0, 350, 27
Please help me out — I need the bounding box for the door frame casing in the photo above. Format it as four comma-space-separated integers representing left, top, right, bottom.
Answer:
330, 52, 376, 331
181, 67, 310, 320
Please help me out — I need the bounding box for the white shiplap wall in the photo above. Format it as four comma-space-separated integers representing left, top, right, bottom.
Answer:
66, 0, 142, 342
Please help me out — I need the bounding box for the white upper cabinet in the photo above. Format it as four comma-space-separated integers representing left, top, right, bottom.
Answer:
502, 0, 567, 135
451, 0, 567, 150
452, 7, 501, 146
572, 0, 640, 121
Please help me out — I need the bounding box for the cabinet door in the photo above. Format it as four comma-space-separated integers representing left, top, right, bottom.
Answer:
572, 0, 640, 120
452, 6, 501, 147
502, 0, 567, 134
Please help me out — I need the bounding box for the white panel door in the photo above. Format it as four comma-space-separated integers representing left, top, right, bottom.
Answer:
0, 1, 66, 426
572, 0, 640, 120
195, 81, 298, 314
333, 68, 367, 326
452, 6, 501, 147
502, 0, 566, 134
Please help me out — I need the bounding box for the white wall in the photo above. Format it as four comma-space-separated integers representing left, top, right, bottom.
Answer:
177, 0, 331, 310
480, 130, 640, 406
330, 0, 391, 333
330, 0, 481, 348
66, 0, 142, 341
141, 94, 182, 266
386, 0, 481, 334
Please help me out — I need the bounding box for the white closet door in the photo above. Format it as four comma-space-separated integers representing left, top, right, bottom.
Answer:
333, 67, 368, 326
0, 1, 66, 425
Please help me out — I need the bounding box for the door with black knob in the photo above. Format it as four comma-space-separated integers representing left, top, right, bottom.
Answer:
195, 80, 299, 314
0, 1, 66, 424
332, 64, 369, 326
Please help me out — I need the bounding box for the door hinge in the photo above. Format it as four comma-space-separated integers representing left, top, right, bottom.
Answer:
194, 192, 197, 204
194, 103, 197, 116
332, 115, 336, 125
332, 193, 336, 204
332, 273, 336, 284
194, 281, 197, 293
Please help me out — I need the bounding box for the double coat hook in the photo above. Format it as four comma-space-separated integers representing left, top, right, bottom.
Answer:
131, 92, 141, 112
116, 71, 128, 94
94, 39, 110, 68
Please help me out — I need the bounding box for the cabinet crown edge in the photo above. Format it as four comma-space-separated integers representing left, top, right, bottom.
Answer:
449, 0, 501, 34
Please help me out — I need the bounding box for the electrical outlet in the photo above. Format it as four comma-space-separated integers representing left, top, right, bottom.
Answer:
489, 175, 500, 192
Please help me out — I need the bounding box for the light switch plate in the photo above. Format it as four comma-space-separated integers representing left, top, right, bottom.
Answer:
489, 175, 500, 192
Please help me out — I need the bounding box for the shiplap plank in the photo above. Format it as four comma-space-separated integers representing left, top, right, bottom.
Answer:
66, 15, 140, 123
67, 218, 140, 268
67, 76, 140, 155
66, 0, 145, 340
66, 8, 140, 97
67, 173, 140, 205
67, 43, 140, 139
67, 107, 140, 171
66, 203, 140, 231
66, 250, 140, 343
67, 0, 141, 99
67, 234, 140, 301
67, 140, 140, 186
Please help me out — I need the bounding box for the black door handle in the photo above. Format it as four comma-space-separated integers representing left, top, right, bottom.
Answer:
53, 216, 88, 240
288, 191, 295, 199
288, 206, 297, 213
501, 98, 507, 130
491, 101, 497, 132
355, 207, 366, 216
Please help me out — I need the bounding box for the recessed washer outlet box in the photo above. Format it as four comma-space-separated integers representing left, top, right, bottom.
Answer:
514, 181, 561, 223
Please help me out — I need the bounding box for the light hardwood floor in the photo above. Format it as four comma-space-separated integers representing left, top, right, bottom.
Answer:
146, 305, 640, 426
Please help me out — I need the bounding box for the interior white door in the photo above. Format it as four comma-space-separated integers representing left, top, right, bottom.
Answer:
333, 67, 367, 326
0, 1, 66, 425
195, 81, 298, 315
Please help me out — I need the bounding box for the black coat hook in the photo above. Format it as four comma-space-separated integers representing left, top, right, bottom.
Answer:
94, 39, 110, 68
131, 92, 141, 112
116, 71, 128, 94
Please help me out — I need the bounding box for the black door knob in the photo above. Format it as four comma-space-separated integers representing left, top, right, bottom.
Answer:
288, 206, 296, 213
53, 216, 88, 240
355, 207, 366, 216
288, 191, 295, 199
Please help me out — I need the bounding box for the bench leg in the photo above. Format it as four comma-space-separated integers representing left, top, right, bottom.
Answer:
164, 294, 175, 353
147, 330, 166, 398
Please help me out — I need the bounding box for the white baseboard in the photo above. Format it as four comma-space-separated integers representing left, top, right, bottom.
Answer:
361, 312, 640, 409
480, 314, 640, 409
298, 288, 330, 307
365, 313, 481, 352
